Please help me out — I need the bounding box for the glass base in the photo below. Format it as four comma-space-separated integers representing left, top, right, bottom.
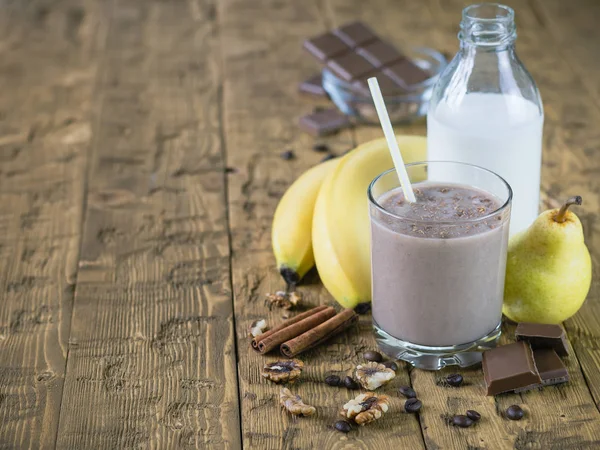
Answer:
373, 321, 502, 370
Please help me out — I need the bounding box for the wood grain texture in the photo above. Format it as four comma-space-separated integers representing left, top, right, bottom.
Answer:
220, 0, 600, 447
219, 0, 425, 448
54, 0, 241, 448
528, 0, 600, 411
0, 1, 103, 448
326, 0, 600, 448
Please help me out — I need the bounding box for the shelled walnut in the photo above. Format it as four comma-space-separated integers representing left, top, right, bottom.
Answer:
355, 362, 396, 390
248, 319, 267, 337
279, 388, 316, 416
261, 359, 303, 383
265, 291, 303, 309
341, 392, 390, 425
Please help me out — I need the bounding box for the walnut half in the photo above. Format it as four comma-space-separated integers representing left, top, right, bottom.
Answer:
249, 319, 267, 337
265, 291, 303, 309
261, 359, 303, 384
280, 388, 316, 417
342, 392, 390, 425
355, 362, 396, 390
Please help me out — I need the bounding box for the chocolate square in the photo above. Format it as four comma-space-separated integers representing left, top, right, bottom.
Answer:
515, 323, 569, 357
298, 108, 350, 136
298, 74, 327, 97
303, 32, 349, 62
482, 341, 542, 396
327, 53, 376, 81
533, 349, 569, 386
357, 40, 405, 68
333, 21, 378, 47
384, 59, 430, 87
353, 72, 405, 96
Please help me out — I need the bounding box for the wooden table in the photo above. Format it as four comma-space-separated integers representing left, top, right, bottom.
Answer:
1, 0, 600, 448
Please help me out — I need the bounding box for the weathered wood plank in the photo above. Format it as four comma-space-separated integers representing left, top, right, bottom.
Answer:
529, 0, 600, 409
219, 0, 426, 448
400, 0, 600, 447
55, 1, 241, 448
530, 0, 600, 109
0, 1, 103, 448
225, 1, 600, 448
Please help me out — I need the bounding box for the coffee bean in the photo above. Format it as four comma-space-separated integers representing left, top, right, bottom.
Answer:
280, 150, 295, 160
446, 373, 463, 387
354, 303, 371, 314
344, 376, 360, 390
321, 153, 336, 162
363, 350, 383, 363
466, 410, 481, 422
313, 143, 329, 153
325, 375, 341, 387
399, 386, 417, 399
383, 361, 398, 371
452, 415, 474, 428
506, 405, 524, 420
404, 398, 422, 413
334, 420, 352, 433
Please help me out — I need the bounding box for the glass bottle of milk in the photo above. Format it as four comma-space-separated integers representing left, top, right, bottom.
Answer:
427, 4, 543, 235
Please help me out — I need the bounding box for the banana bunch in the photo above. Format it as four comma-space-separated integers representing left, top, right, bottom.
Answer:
272, 135, 427, 308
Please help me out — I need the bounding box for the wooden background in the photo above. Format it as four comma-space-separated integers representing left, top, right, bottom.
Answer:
0, 0, 599, 448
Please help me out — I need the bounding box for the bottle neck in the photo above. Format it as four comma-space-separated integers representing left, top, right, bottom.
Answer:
459, 3, 516, 51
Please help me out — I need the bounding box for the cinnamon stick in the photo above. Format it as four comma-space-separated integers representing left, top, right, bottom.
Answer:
253, 306, 336, 354
251, 305, 328, 349
280, 308, 358, 358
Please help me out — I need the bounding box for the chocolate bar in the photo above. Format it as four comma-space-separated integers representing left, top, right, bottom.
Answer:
298, 74, 327, 97
303, 33, 348, 62
303, 22, 430, 91
515, 322, 569, 356
333, 22, 378, 48
357, 40, 404, 68
533, 349, 569, 386
482, 341, 542, 396
298, 108, 350, 136
384, 59, 430, 88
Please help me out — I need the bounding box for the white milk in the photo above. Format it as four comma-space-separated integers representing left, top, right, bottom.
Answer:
427, 93, 543, 235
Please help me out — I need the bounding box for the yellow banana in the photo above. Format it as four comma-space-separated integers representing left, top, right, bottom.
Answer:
272, 157, 340, 287
313, 135, 427, 309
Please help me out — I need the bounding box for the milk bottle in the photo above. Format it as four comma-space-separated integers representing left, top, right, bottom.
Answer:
427, 4, 543, 235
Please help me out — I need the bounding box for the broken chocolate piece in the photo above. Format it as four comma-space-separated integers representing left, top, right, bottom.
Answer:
353, 73, 405, 96
303, 32, 349, 61
482, 341, 542, 396
384, 59, 430, 87
515, 322, 569, 356
327, 53, 375, 81
333, 21, 378, 48
533, 348, 569, 386
298, 108, 350, 136
303, 22, 433, 96
298, 73, 327, 97
357, 40, 404, 68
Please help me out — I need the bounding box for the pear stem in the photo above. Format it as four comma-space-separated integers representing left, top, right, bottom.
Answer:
554, 196, 583, 223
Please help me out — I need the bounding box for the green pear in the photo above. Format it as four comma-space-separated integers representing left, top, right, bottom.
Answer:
503, 196, 592, 324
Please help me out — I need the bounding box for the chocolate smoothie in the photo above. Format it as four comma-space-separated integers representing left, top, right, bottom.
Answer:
370, 182, 509, 347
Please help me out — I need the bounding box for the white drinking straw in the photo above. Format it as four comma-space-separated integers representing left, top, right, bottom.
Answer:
367, 77, 417, 203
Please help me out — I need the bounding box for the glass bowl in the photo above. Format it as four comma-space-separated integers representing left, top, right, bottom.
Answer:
322, 47, 447, 124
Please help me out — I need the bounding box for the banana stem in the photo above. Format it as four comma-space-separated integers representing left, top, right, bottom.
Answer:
280, 267, 299, 292
554, 196, 582, 223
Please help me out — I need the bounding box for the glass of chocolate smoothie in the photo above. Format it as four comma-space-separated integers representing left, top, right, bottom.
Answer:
368, 161, 512, 370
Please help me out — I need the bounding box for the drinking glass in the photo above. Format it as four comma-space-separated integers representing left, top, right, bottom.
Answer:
368, 161, 512, 370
